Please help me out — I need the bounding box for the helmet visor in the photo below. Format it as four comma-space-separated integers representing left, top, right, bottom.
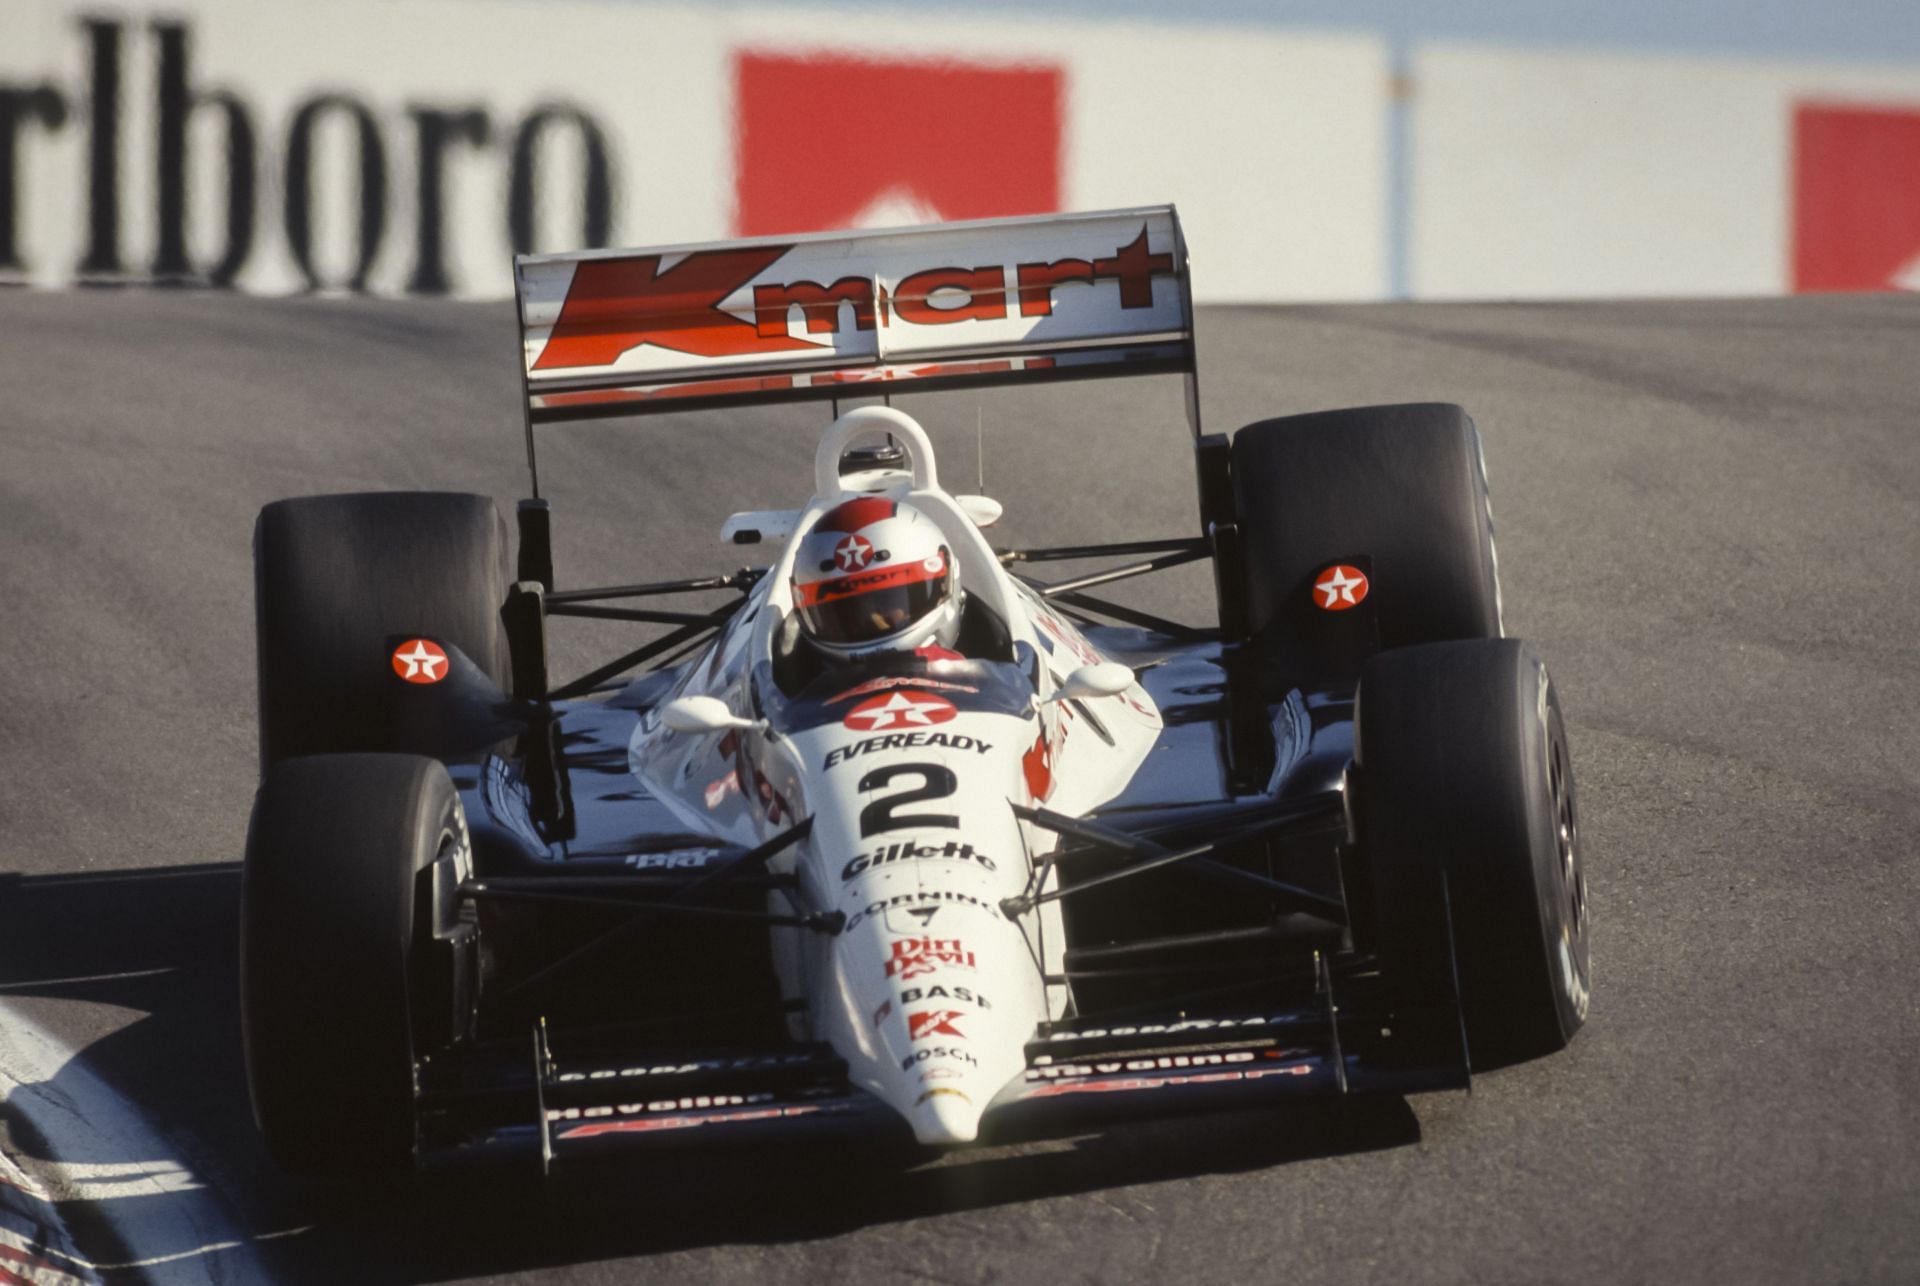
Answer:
796, 560, 951, 646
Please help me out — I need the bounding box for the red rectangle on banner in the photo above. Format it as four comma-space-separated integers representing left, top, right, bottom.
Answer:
1793, 102, 1920, 292
733, 51, 1063, 238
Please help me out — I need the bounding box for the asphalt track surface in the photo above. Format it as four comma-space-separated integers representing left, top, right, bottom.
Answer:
1, 290, 1916, 1284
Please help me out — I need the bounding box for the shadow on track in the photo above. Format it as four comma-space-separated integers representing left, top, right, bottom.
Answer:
0, 865, 1421, 1283
289, 1096, 1420, 1282
0, 863, 250, 1143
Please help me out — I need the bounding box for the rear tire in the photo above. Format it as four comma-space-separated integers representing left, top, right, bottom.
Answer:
1357, 639, 1589, 1069
241, 754, 476, 1172
1232, 403, 1501, 687
255, 491, 511, 768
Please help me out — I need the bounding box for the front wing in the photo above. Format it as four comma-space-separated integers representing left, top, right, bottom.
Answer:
418, 971, 1468, 1169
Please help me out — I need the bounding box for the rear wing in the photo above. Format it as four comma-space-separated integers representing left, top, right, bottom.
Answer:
512, 206, 1198, 486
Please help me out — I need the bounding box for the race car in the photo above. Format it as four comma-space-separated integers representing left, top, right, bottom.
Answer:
240, 206, 1589, 1172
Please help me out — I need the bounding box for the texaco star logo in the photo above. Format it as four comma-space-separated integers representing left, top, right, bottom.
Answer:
391, 638, 449, 683
843, 690, 957, 731
1312, 564, 1369, 611
834, 534, 875, 571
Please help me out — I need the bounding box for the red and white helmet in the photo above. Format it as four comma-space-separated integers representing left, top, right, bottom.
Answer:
791, 498, 962, 660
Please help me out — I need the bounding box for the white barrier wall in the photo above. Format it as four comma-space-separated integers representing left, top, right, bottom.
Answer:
4, 3, 1917, 300
1411, 44, 1920, 297
0, 1, 1387, 301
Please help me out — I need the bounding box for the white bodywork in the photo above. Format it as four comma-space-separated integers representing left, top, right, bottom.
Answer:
627, 408, 1162, 1144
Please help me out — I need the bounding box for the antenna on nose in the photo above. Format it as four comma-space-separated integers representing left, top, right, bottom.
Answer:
976, 407, 985, 492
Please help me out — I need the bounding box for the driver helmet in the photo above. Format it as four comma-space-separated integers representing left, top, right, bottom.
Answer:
791, 498, 963, 660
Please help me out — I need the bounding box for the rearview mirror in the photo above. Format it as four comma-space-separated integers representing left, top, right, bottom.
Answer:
659, 695, 759, 735
1054, 662, 1135, 702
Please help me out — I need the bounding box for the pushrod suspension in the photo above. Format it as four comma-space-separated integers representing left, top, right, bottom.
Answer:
1010, 804, 1347, 919
544, 571, 757, 605
1031, 546, 1210, 597
545, 602, 741, 700
545, 603, 733, 626
1008, 574, 1207, 639
496, 819, 823, 1003
999, 537, 1208, 565
464, 884, 829, 928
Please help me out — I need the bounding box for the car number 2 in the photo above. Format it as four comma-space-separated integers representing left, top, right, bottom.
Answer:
857, 763, 958, 836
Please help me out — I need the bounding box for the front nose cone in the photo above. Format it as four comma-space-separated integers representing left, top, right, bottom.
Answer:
910, 1084, 984, 1145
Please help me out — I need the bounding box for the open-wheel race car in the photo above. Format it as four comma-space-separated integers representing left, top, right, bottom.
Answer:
241, 206, 1589, 1173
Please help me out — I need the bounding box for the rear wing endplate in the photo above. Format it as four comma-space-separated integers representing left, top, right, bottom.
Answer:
512, 206, 1198, 488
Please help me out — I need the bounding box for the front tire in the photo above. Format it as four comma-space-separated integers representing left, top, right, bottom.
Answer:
1232, 403, 1502, 688
241, 754, 477, 1172
1357, 639, 1590, 1070
254, 491, 511, 768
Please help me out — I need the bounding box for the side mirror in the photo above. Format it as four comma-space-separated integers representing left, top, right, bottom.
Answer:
1053, 662, 1135, 703
659, 695, 760, 735
957, 494, 1003, 528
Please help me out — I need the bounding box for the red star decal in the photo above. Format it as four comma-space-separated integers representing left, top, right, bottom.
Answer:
834, 534, 875, 571
843, 691, 957, 731
391, 638, 448, 684
1312, 564, 1369, 611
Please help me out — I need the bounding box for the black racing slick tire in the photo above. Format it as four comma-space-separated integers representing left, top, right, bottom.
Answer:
254, 491, 511, 769
1356, 639, 1590, 1070
241, 754, 477, 1173
1232, 403, 1501, 688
